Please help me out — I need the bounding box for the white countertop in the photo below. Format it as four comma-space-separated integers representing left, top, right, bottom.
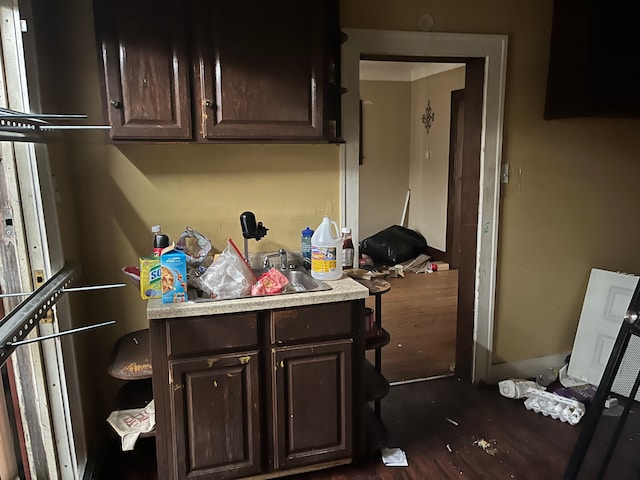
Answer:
147, 275, 369, 319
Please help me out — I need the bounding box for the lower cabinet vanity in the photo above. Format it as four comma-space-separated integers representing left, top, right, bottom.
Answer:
148, 277, 369, 480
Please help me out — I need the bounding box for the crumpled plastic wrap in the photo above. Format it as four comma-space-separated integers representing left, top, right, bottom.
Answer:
176, 227, 215, 286
193, 239, 256, 300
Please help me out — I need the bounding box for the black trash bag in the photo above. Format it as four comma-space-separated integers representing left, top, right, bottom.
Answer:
360, 225, 428, 265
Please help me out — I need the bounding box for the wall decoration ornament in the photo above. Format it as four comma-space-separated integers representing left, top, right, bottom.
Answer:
421, 100, 435, 133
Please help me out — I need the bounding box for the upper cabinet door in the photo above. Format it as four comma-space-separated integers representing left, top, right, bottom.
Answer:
193, 0, 327, 141
95, 0, 192, 140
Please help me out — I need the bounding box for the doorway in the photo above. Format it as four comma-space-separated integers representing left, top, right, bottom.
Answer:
358, 60, 466, 382
341, 29, 507, 383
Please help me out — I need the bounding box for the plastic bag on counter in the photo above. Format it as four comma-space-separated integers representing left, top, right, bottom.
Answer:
175, 227, 215, 286
252, 268, 289, 296
193, 238, 257, 300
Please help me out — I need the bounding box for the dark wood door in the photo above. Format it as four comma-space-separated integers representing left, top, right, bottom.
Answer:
95, 0, 192, 140
272, 340, 352, 470
192, 0, 327, 141
169, 351, 261, 479
447, 89, 465, 269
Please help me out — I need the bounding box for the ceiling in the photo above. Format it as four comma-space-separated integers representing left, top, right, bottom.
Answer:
359, 60, 464, 82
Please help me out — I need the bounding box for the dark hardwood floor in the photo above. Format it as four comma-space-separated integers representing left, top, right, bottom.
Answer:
365, 271, 458, 382
94, 377, 640, 479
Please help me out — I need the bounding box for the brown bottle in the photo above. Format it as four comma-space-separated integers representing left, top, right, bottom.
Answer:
341, 227, 354, 269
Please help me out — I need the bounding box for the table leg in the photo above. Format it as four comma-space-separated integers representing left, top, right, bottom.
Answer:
374, 293, 382, 418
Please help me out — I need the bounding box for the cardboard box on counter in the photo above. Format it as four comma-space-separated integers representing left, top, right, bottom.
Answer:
161, 249, 187, 303
139, 257, 161, 300
431, 261, 449, 271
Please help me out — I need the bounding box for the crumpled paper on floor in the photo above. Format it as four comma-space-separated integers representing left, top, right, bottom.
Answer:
107, 400, 155, 451
381, 447, 408, 467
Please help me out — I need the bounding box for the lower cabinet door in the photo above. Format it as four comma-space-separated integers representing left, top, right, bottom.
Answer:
273, 339, 352, 470
169, 351, 261, 479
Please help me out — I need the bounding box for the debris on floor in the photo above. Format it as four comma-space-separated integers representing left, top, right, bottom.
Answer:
107, 400, 156, 451
524, 388, 585, 425
602, 404, 624, 417
445, 417, 459, 426
446, 444, 452, 452
498, 379, 542, 399
474, 438, 498, 456
381, 447, 408, 467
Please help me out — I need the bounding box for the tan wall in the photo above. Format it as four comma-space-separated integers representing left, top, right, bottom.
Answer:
31, 0, 640, 442
342, 0, 640, 365
408, 67, 465, 250
359, 81, 411, 239
65, 141, 339, 438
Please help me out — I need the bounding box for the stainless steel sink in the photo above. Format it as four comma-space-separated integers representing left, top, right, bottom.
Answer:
191, 268, 332, 303
281, 269, 332, 293
253, 268, 332, 294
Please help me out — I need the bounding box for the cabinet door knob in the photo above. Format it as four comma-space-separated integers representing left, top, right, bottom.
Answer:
204, 100, 214, 109
110, 99, 122, 109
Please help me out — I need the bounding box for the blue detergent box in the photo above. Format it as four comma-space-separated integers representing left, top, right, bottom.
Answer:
160, 249, 187, 303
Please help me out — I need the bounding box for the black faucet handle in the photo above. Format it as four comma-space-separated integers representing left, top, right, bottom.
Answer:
255, 222, 268, 240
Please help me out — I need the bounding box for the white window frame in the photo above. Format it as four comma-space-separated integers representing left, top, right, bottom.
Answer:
0, 0, 86, 478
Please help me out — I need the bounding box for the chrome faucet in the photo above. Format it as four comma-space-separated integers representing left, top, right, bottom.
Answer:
263, 249, 288, 270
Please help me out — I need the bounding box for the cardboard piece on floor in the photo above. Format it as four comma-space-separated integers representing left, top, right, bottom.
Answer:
381, 447, 408, 467
559, 364, 586, 388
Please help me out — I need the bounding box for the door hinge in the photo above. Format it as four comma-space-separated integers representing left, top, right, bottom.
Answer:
2, 203, 14, 238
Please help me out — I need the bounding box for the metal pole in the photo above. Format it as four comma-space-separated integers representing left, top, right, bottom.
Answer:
5, 320, 116, 347
0, 264, 78, 366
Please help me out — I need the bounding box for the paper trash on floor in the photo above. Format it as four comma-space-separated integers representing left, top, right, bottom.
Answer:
381, 447, 408, 467
107, 400, 155, 451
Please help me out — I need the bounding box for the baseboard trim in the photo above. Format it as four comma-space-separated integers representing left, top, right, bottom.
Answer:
489, 351, 571, 385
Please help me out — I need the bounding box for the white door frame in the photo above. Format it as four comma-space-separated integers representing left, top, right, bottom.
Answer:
341, 29, 508, 383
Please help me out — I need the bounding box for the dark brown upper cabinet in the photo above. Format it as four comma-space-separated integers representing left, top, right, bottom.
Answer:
94, 0, 192, 140
94, 0, 340, 142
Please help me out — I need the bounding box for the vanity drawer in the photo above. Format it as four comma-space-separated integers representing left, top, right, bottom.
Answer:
271, 302, 352, 344
167, 313, 258, 357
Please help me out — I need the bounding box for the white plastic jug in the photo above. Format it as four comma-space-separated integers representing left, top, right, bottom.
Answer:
311, 216, 343, 280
